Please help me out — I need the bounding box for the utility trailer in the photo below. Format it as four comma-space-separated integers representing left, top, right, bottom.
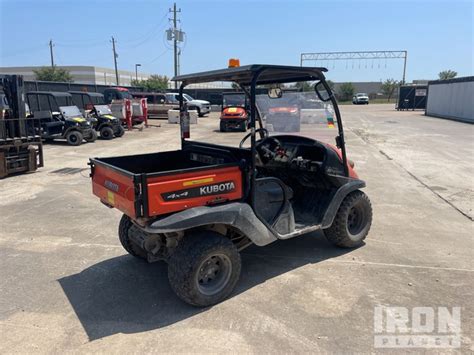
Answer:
0, 75, 43, 178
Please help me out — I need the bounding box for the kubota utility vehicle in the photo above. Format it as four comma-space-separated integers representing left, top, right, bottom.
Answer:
69, 91, 125, 139
220, 92, 249, 132
90, 64, 373, 307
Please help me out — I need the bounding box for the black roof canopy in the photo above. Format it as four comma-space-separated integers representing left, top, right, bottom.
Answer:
27, 91, 72, 97
68, 91, 104, 97
172, 64, 328, 86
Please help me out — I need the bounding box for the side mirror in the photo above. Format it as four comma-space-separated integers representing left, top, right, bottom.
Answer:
268, 87, 283, 99
315, 81, 331, 102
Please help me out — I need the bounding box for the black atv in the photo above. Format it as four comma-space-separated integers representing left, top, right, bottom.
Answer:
70, 91, 125, 139
26, 91, 96, 145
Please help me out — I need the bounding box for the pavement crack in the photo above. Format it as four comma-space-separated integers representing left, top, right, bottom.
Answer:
402, 168, 473, 221
350, 127, 473, 221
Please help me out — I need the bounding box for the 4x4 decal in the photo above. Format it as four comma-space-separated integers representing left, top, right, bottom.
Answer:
162, 181, 236, 201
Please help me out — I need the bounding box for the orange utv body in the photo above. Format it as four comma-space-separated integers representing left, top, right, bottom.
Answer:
219, 107, 248, 132
91, 147, 244, 221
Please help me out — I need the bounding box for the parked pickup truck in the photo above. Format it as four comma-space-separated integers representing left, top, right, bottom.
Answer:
352, 93, 369, 105
166, 93, 211, 117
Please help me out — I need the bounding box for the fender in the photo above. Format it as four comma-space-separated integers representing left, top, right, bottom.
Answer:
142, 202, 277, 246
321, 179, 366, 228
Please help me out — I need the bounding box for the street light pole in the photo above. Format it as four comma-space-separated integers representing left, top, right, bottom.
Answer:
135, 63, 141, 82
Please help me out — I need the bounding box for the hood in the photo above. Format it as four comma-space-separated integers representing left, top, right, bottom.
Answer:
189, 99, 210, 105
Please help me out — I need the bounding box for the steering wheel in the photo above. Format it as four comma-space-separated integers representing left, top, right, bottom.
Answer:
256, 136, 284, 164
239, 128, 269, 148
239, 128, 283, 164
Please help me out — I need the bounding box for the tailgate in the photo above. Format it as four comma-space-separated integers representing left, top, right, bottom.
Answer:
91, 160, 140, 218
146, 165, 243, 217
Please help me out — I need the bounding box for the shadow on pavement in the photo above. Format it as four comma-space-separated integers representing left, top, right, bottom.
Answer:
59, 231, 354, 341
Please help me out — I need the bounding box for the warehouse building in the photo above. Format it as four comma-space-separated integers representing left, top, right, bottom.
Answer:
426, 76, 473, 123
0, 66, 150, 86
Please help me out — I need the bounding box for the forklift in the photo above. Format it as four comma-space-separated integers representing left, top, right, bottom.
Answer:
0, 75, 43, 178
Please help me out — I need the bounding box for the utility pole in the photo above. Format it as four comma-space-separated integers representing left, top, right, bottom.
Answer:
135, 63, 141, 81
169, 3, 181, 89
402, 50, 407, 84
111, 36, 119, 85
49, 39, 55, 68
177, 48, 181, 76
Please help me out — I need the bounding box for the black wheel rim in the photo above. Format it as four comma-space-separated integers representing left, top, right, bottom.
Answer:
70, 135, 77, 143
195, 254, 232, 296
347, 202, 367, 236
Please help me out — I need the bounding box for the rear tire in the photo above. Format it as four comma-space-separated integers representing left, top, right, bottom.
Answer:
85, 129, 97, 143
168, 231, 241, 307
114, 125, 125, 137
118, 214, 147, 260
66, 131, 83, 146
240, 120, 247, 132
324, 190, 372, 248
100, 126, 114, 140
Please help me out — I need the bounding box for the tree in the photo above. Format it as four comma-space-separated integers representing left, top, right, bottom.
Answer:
293, 81, 313, 92
381, 78, 399, 102
326, 80, 335, 91
131, 74, 169, 91
339, 82, 355, 101
438, 70, 457, 80
33, 66, 73, 82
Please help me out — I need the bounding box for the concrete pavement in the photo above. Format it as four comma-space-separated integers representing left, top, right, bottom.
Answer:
0, 104, 472, 353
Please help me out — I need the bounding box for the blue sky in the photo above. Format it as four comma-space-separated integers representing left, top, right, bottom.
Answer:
0, 0, 472, 82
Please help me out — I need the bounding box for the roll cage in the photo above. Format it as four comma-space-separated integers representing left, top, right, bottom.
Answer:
172, 64, 348, 208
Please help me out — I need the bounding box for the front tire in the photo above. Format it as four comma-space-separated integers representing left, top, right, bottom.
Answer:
100, 126, 114, 140
324, 190, 372, 248
118, 215, 147, 259
219, 121, 227, 132
168, 231, 241, 307
66, 131, 83, 146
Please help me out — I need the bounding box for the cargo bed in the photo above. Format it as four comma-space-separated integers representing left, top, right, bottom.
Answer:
90, 141, 250, 219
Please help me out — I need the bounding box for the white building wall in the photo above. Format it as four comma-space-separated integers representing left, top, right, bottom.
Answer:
426, 78, 474, 123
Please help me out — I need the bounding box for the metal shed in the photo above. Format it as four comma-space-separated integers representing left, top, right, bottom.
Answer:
425, 76, 474, 123
396, 85, 428, 110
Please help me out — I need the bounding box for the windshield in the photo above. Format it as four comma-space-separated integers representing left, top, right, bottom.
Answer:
0, 94, 9, 109
92, 96, 105, 105
223, 93, 246, 108
166, 94, 179, 103
94, 105, 112, 115
59, 106, 83, 118
256, 90, 338, 143
183, 94, 194, 101
357, 93, 368, 97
